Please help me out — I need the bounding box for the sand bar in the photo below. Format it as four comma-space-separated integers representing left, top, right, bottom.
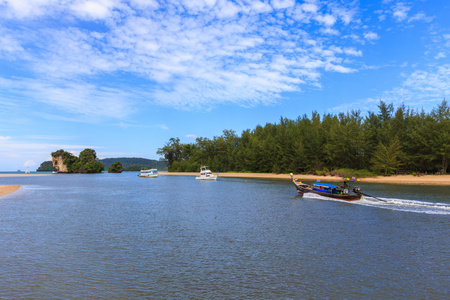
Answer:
0, 185, 21, 197
0, 174, 53, 177
159, 172, 450, 186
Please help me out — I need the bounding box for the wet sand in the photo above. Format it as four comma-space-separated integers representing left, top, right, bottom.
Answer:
159, 172, 450, 186
0, 185, 21, 197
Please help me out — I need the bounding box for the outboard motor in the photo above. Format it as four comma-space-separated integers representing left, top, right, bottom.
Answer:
353, 186, 361, 194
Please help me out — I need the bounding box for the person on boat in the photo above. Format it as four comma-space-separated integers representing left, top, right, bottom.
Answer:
343, 181, 349, 194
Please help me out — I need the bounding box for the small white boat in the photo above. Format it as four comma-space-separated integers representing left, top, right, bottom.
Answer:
195, 166, 217, 181
139, 168, 158, 178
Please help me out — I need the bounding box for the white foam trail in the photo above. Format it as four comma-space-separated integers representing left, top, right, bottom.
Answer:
303, 193, 450, 215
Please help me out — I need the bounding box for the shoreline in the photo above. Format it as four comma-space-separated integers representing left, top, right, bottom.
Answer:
160, 172, 450, 186
0, 185, 21, 197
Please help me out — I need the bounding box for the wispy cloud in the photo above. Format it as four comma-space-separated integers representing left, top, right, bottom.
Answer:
0, 77, 138, 121
364, 32, 379, 41
0, 0, 442, 119
333, 64, 450, 113
392, 2, 411, 22
0, 0, 364, 115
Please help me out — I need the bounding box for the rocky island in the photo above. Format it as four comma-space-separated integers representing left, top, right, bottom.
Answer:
52, 148, 104, 173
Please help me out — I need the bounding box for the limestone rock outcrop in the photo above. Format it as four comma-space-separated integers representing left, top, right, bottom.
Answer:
52, 155, 69, 173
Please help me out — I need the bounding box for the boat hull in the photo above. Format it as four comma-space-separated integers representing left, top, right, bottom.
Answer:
195, 175, 217, 181
139, 169, 159, 178
139, 174, 158, 178
293, 181, 362, 201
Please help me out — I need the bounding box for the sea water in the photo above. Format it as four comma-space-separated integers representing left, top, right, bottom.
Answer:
0, 173, 449, 298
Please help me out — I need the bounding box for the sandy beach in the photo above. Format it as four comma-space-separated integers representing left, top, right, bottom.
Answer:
0, 185, 21, 197
0, 174, 53, 177
0, 174, 53, 197
160, 172, 450, 186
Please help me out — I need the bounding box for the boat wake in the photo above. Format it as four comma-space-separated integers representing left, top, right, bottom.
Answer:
303, 193, 450, 215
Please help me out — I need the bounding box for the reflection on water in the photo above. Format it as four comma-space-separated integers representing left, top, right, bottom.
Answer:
0, 173, 449, 298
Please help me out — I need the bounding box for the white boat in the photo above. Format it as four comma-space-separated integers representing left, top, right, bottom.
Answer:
139, 168, 158, 178
195, 166, 217, 180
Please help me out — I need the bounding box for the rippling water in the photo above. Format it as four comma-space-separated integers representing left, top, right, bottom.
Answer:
1, 173, 449, 298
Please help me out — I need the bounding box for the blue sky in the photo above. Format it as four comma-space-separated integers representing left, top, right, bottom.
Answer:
0, 0, 449, 171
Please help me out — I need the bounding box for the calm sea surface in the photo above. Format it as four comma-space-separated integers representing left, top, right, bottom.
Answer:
1, 173, 449, 299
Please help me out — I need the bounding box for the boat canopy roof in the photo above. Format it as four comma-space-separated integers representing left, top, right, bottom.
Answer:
312, 182, 339, 188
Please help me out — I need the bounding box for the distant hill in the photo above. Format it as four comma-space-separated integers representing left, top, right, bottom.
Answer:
36, 161, 54, 172
37, 157, 167, 172
99, 157, 167, 170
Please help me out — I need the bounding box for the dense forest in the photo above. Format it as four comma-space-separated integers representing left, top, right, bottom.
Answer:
37, 157, 167, 172
157, 101, 450, 176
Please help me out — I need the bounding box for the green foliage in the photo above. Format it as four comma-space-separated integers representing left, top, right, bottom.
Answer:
157, 100, 450, 175
82, 161, 104, 173
79, 148, 97, 164
370, 137, 402, 175
108, 162, 123, 173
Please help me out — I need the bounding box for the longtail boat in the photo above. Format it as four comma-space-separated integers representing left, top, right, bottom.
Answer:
290, 174, 362, 201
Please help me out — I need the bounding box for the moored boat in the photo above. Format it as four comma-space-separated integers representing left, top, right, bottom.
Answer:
290, 174, 362, 201
139, 168, 159, 178
195, 166, 217, 181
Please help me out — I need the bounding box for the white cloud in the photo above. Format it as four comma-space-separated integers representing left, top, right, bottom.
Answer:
301, 3, 318, 13
0, 0, 59, 19
0, 77, 138, 120
344, 48, 363, 57
0, 0, 371, 113
70, 0, 118, 20
315, 14, 337, 27
435, 52, 446, 60
336, 65, 450, 113
364, 32, 379, 41
271, 0, 295, 10
392, 2, 410, 22
186, 134, 198, 139
408, 12, 432, 23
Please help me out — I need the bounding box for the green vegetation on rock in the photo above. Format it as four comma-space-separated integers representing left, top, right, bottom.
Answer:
51, 148, 104, 173
108, 162, 123, 173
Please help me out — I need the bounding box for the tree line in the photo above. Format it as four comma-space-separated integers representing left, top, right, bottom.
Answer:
157, 100, 450, 176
